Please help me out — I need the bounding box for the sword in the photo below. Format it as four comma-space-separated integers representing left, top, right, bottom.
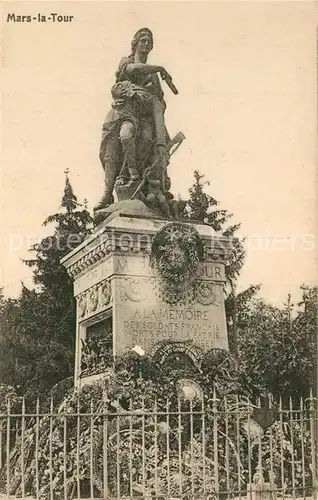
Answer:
165, 78, 178, 95
161, 74, 179, 95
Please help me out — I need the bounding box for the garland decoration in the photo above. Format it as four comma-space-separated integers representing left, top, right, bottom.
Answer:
150, 222, 204, 304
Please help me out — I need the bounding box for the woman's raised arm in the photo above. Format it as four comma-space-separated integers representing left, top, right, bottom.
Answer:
126, 63, 171, 81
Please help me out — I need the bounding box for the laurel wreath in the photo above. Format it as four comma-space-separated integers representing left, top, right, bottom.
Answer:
150, 222, 204, 304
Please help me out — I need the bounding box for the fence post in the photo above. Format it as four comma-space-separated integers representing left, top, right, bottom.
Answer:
248, 395, 278, 500
89, 398, 94, 500
63, 401, 68, 500
6, 399, 10, 500
129, 397, 134, 498
76, 395, 81, 500
166, 397, 171, 499
236, 394, 242, 499
212, 387, 219, 498
35, 397, 40, 500
21, 397, 25, 499
102, 388, 109, 499
48, 398, 54, 500
289, 396, 296, 495
309, 388, 317, 498
249, 465, 277, 500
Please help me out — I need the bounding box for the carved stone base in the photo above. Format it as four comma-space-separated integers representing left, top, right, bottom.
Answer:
94, 199, 163, 225
61, 213, 232, 389
115, 179, 141, 201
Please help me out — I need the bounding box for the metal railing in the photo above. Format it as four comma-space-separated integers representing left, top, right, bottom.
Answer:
0, 392, 317, 499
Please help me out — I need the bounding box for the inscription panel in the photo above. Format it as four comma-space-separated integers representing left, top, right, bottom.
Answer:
114, 276, 228, 354
74, 254, 225, 297
198, 262, 225, 281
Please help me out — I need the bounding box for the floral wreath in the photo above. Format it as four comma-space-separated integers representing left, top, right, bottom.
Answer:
150, 222, 204, 304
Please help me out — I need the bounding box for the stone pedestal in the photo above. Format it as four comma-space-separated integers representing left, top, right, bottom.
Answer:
61, 212, 233, 388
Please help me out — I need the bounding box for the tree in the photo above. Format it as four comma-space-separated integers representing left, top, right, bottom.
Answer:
225, 284, 261, 355
24, 172, 92, 346
236, 286, 317, 401
0, 173, 93, 398
184, 171, 258, 353
185, 170, 245, 287
184, 172, 315, 400
0, 295, 21, 391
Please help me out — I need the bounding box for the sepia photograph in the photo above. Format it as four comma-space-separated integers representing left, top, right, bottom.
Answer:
0, 1, 317, 498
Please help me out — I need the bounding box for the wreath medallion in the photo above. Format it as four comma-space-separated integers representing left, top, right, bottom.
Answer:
150, 222, 204, 304
196, 281, 220, 306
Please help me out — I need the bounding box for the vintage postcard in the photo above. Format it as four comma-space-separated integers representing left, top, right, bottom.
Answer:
0, 2, 317, 499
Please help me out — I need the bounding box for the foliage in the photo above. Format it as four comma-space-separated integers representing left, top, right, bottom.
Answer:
225, 284, 261, 356
261, 417, 313, 494
0, 285, 74, 399
80, 335, 113, 378
0, 175, 93, 400
4, 351, 243, 498
184, 170, 252, 360
184, 170, 245, 289
5, 352, 315, 499
0, 384, 21, 413
236, 286, 317, 401
24, 175, 92, 297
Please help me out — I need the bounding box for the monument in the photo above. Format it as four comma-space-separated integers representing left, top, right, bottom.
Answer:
61, 28, 233, 388
93, 27, 185, 222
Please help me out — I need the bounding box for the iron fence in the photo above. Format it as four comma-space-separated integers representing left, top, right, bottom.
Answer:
0, 392, 317, 499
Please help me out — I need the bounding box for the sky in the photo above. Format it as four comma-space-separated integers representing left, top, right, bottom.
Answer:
1, 1, 317, 306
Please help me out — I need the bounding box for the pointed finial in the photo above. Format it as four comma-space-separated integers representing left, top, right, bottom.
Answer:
64, 168, 70, 176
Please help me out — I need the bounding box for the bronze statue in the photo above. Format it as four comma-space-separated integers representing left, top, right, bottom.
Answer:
95, 28, 185, 218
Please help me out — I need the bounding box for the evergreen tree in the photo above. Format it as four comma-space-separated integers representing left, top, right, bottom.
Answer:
61, 172, 78, 213
185, 171, 257, 353
236, 286, 317, 400
225, 283, 261, 356
185, 171, 245, 287
0, 172, 93, 398
24, 171, 92, 345
0, 294, 21, 391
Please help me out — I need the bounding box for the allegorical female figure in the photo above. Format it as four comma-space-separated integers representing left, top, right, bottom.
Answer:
95, 28, 174, 210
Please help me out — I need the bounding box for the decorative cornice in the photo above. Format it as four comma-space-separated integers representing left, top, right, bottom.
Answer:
61, 216, 236, 280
